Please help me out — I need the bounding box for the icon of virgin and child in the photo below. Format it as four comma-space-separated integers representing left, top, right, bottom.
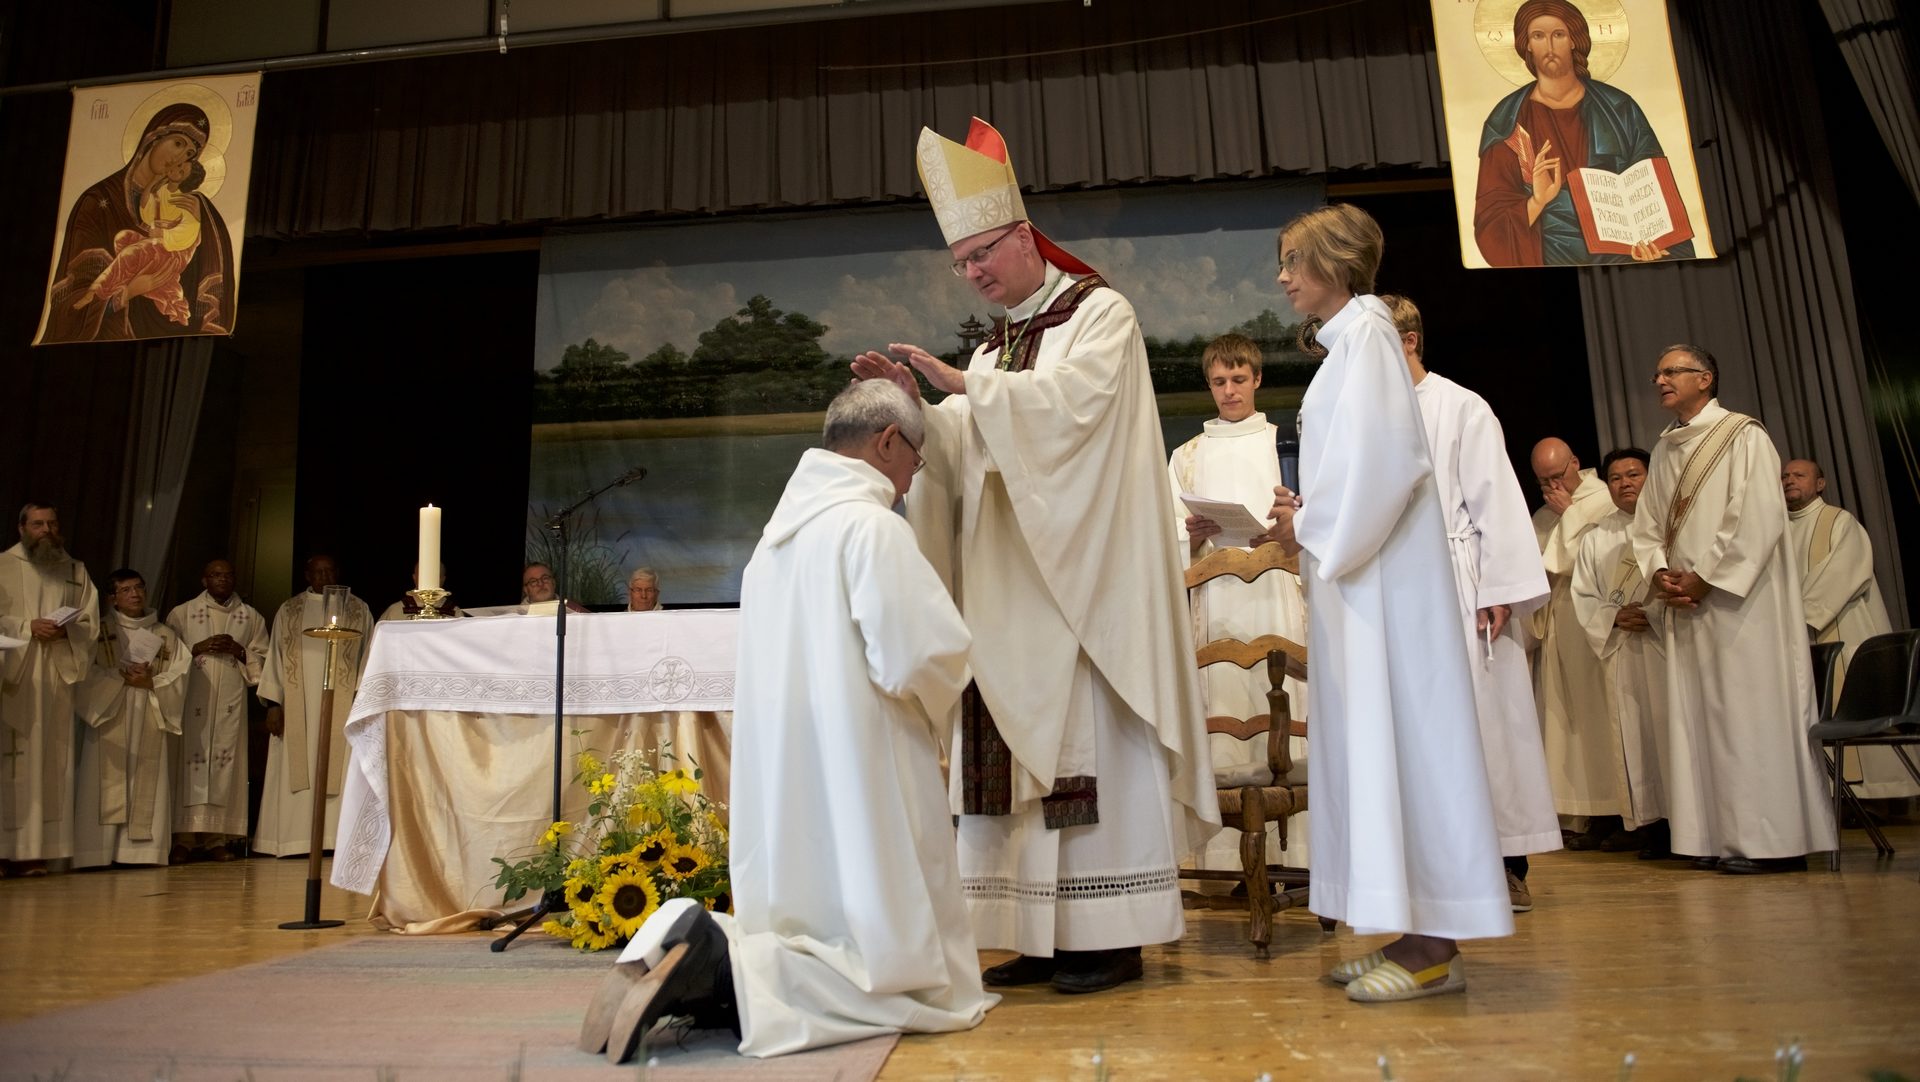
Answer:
41, 101, 236, 343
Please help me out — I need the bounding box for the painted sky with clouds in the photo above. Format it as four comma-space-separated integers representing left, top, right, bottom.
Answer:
534, 178, 1322, 368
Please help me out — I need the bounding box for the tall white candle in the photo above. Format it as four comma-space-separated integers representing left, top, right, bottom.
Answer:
418, 505, 442, 592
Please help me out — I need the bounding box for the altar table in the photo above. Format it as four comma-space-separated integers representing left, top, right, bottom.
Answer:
328, 609, 737, 931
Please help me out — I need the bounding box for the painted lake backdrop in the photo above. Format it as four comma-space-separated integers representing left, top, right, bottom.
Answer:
530, 178, 1324, 604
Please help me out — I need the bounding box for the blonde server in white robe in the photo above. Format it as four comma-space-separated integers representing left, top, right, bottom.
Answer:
852, 117, 1218, 995
166, 559, 268, 858
1783, 458, 1916, 799
255, 554, 372, 856
1570, 449, 1674, 858
1268, 205, 1511, 1003
1383, 295, 1560, 914
584, 380, 993, 1064
1630, 345, 1836, 873
1169, 333, 1309, 873
1, 503, 98, 875
75, 569, 188, 868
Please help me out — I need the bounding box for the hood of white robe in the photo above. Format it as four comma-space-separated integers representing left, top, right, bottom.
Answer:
761, 448, 897, 547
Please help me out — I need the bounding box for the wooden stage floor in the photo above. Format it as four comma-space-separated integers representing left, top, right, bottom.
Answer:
3, 825, 1917, 1079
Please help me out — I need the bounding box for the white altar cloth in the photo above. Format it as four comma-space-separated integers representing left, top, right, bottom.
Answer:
331, 610, 737, 901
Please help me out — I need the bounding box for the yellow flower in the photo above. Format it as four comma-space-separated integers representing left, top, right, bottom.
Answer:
576, 751, 602, 777
701, 888, 732, 914
598, 850, 638, 876
659, 842, 711, 882
633, 827, 676, 865
625, 803, 663, 830
564, 876, 602, 919
596, 868, 662, 939
660, 769, 699, 796
587, 772, 618, 797
541, 820, 573, 846
570, 917, 617, 952
540, 918, 572, 941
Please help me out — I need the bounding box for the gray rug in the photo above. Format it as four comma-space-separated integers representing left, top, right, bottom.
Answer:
0, 934, 894, 1081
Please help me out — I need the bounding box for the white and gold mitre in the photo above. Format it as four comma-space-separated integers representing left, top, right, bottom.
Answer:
915, 116, 1095, 274
916, 118, 1028, 247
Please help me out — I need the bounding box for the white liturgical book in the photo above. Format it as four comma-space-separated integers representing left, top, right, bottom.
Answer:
121, 626, 163, 666
44, 606, 81, 627
1177, 493, 1272, 549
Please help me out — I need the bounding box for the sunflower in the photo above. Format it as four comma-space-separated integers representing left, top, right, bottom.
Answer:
571, 916, 617, 952
660, 769, 700, 796
564, 875, 602, 919
596, 868, 662, 939
659, 842, 711, 881
540, 917, 572, 941
702, 888, 733, 914
598, 849, 639, 877
633, 827, 676, 865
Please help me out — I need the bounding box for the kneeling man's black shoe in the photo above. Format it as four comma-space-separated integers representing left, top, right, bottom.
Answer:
1719, 855, 1808, 875
1050, 947, 1143, 995
607, 904, 739, 1064
982, 954, 1058, 987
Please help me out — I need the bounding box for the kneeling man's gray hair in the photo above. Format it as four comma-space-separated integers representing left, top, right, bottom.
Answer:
822, 379, 924, 452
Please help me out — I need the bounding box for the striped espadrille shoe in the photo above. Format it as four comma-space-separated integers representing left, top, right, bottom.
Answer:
1345, 956, 1465, 1003
1326, 949, 1388, 986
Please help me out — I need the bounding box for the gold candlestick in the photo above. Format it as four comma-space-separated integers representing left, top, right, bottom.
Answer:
408, 587, 451, 619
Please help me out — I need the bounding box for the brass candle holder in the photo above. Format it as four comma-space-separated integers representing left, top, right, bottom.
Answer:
408, 587, 451, 619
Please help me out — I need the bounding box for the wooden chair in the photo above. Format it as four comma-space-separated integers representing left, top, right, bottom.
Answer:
1178, 542, 1331, 957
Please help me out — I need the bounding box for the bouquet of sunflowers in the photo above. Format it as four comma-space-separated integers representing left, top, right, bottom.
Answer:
491, 741, 731, 951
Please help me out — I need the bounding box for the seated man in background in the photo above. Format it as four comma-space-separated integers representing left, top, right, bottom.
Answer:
377, 564, 462, 622
626, 567, 663, 612
521, 562, 587, 613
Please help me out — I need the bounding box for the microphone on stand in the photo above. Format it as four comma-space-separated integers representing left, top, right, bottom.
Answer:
1276, 434, 1300, 495
614, 465, 648, 487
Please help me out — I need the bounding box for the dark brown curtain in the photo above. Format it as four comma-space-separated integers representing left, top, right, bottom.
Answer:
1577, 0, 1907, 623
246, 0, 1446, 238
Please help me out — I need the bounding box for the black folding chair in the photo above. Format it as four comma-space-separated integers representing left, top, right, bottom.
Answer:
1808, 631, 1920, 871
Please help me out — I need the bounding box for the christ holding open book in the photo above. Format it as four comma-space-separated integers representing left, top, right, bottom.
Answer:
1471, 0, 1696, 267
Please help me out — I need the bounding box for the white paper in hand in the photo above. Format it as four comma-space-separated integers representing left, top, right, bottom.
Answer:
44, 606, 82, 627
1178, 492, 1272, 549
121, 626, 164, 666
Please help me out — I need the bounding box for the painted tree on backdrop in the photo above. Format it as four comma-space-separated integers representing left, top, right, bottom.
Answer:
532, 295, 846, 423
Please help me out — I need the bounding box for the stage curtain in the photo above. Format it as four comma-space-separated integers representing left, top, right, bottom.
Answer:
245, 0, 1445, 238
1576, 0, 1907, 622
106, 338, 213, 596
1817, 0, 1920, 207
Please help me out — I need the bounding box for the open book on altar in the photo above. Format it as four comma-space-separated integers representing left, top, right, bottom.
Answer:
1566, 157, 1694, 255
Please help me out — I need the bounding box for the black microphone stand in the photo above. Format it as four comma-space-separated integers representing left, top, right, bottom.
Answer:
491, 465, 646, 952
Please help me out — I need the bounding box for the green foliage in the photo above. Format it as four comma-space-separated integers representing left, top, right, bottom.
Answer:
524, 504, 630, 607
535, 296, 844, 423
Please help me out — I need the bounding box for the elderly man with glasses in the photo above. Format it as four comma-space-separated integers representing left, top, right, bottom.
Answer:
1627, 344, 1835, 873
850, 118, 1217, 996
